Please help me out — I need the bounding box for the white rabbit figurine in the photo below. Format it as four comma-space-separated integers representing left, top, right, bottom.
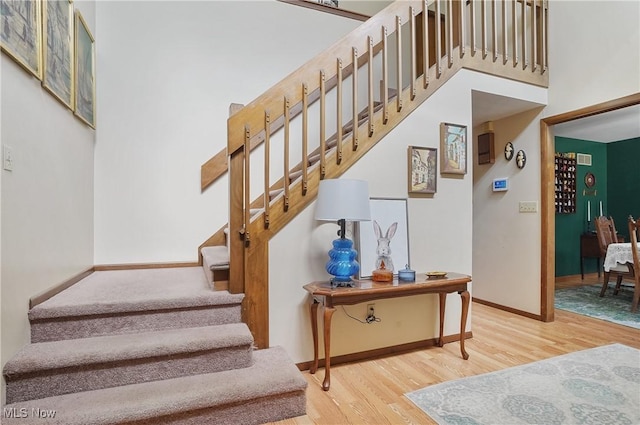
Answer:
374, 220, 398, 273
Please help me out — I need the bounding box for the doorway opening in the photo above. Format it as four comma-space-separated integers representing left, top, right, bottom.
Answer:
539, 93, 640, 322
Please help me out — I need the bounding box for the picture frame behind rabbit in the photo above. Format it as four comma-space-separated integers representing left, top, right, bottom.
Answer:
355, 198, 410, 279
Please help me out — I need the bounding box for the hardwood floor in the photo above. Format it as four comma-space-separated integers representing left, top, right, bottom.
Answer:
555, 271, 602, 289
271, 289, 640, 425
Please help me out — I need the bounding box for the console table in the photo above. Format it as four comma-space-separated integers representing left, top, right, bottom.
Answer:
580, 232, 601, 279
580, 232, 624, 279
303, 272, 471, 391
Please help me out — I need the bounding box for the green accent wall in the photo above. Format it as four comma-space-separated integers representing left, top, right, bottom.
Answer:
555, 136, 640, 277
607, 137, 640, 236
555, 138, 607, 277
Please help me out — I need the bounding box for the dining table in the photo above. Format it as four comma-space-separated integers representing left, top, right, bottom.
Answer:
603, 242, 640, 272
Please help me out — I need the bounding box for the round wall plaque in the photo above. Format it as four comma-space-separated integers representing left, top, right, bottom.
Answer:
585, 172, 596, 187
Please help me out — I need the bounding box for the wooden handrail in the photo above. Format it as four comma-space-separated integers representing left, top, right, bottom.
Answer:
201, 43, 387, 191
227, 2, 421, 156
208, 0, 550, 348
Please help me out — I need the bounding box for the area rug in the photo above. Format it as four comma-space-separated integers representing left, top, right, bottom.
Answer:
555, 284, 640, 330
406, 344, 640, 425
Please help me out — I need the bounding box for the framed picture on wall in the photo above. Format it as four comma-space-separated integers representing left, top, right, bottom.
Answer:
74, 10, 95, 128
0, 0, 43, 79
355, 198, 410, 279
408, 146, 437, 194
440, 122, 467, 175
43, 0, 74, 109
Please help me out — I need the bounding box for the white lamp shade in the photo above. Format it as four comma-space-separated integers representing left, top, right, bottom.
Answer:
315, 179, 371, 222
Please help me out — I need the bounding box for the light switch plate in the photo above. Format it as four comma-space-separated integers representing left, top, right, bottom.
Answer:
3, 144, 13, 171
519, 201, 538, 213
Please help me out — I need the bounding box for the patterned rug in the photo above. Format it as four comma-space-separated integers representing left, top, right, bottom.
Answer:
406, 344, 640, 425
555, 284, 640, 329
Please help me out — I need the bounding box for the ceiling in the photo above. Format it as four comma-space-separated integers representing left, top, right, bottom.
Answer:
472, 92, 640, 143
552, 104, 640, 143
471, 91, 545, 127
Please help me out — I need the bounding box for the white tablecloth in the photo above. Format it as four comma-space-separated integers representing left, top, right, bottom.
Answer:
603, 243, 640, 272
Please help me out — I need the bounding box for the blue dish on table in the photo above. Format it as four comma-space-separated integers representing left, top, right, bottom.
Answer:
398, 265, 415, 282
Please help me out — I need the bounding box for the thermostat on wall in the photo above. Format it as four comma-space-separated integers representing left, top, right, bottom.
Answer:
493, 178, 509, 192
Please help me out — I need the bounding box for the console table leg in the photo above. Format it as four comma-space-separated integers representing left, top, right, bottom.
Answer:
438, 293, 446, 347
459, 290, 470, 360
310, 300, 319, 374
322, 306, 336, 391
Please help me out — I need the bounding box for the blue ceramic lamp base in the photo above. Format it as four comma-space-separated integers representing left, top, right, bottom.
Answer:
326, 238, 360, 287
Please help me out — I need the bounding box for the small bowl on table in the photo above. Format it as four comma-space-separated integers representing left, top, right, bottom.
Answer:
398, 265, 416, 282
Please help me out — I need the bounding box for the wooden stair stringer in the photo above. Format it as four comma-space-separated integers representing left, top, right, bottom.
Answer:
249, 55, 463, 243
200, 50, 382, 192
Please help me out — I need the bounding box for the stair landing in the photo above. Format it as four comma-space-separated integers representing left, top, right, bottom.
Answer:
32, 267, 240, 315
28, 267, 244, 342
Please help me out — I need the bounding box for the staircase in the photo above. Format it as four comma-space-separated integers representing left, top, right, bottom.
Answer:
199, 0, 549, 349
2, 267, 307, 424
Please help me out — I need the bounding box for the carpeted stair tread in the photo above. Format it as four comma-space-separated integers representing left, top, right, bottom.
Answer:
29, 267, 243, 320
2, 346, 307, 425
4, 324, 254, 403
4, 323, 252, 376
201, 246, 229, 270
201, 246, 230, 287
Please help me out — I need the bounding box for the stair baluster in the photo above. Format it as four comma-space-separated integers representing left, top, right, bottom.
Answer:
284, 97, 290, 211
521, 0, 527, 69
352, 47, 359, 150
302, 84, 309, 194
502, 0, 508, 64
319, 70, 327, 179
336, 58, 343, 164
264, 112, 271, 228
410, 10, 417, 100
215, 0, 549, 349
512, 0, 518, 67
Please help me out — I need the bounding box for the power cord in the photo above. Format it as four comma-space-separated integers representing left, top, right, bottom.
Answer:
341, 306, 381, 324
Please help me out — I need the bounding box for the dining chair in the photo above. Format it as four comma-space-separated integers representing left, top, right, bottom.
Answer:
595, 216, 632, 297
627, 216, 640, 312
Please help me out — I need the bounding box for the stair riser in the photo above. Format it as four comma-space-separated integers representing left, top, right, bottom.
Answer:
130, 392, 307, 425
6, 347, 254, 404
1, 391, 306, 425
30, 306, 241, 342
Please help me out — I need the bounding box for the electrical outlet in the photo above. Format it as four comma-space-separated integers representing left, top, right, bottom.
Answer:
519, 201, 538, 213
366, 303, 375, 318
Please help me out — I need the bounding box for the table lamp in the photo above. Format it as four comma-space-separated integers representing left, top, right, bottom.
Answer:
315, 179, 371, 286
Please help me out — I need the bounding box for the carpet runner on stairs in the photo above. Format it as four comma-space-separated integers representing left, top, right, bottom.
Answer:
2, 267, 307, 424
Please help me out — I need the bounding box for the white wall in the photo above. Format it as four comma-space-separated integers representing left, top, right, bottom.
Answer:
93, 1, 361, 264
472, 107, 545, 313
472, 0, 639, 315
1, 1, 96, 403
546, 0, 640, 115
